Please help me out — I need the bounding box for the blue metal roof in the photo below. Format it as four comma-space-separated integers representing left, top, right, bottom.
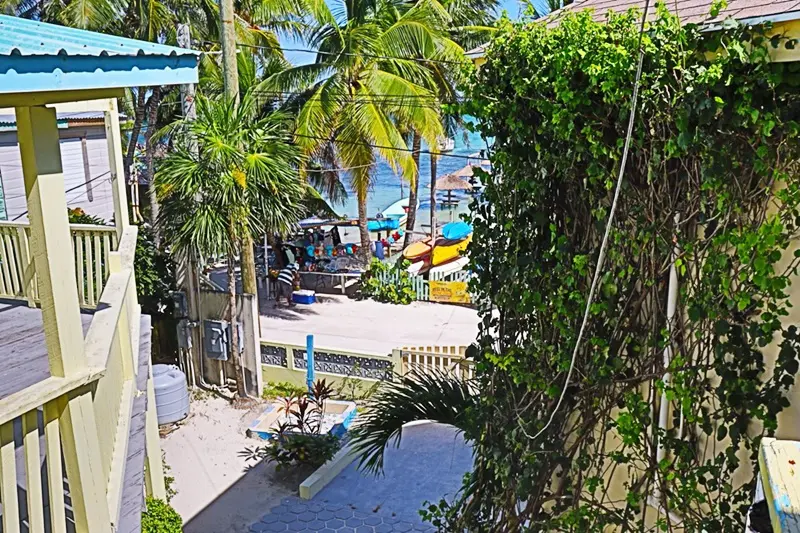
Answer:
0, 15, 199, 95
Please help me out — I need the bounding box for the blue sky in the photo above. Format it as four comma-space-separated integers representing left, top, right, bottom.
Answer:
281, 0, 541, 65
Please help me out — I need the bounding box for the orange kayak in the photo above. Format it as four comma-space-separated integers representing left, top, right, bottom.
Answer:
403, 238, 432, 261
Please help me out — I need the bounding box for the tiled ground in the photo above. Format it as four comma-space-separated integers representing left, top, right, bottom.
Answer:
251, 423, 471, 533
250, 497, 435, 532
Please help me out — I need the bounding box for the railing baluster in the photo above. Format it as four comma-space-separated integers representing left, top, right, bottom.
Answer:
0, 229, 9, 297
0, 420, 20, 533
84, 233, 95, 307
0, 232, 16, 297
75, 233, 86, 306
23, 411, 46, 533
44, 400, 67, 533
94, 233, 103, 305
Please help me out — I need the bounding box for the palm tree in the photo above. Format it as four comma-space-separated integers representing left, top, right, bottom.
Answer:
261, 0, 462, 263
155, 94, 306, 396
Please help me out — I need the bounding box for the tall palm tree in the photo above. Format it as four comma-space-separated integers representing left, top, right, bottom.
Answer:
261, 0, 462, 263
155, 94, 306, 396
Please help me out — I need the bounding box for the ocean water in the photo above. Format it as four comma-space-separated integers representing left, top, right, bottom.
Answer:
334, 126, 487, 235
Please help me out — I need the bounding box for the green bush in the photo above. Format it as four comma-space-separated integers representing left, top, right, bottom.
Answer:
261, 433, 341, 470
141, 497, 182, 533
360, 259, 416, 304
262, 381, 308, 400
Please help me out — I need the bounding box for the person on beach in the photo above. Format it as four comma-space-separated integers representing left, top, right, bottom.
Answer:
276, 263, 299, 307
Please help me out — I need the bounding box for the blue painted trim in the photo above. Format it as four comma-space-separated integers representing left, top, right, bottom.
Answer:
0, 54, 198, 93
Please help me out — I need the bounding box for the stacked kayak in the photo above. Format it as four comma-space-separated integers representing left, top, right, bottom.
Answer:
401, 221, 473, 273
431, 235, 471, 266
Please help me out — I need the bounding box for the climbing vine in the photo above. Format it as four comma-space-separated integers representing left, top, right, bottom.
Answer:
447, 6, 800, 531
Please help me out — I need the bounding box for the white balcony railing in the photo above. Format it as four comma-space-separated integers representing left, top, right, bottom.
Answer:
0, 220, 117, 307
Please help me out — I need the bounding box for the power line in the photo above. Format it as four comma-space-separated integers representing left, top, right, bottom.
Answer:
200, 39, 469, 66
293, 133, 484, 160
12, 171, 112, 221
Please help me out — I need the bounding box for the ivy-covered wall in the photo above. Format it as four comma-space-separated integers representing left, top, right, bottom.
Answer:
451, 6, 800, 531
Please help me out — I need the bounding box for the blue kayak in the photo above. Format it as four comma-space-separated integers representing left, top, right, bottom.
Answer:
442, 221, 473, 241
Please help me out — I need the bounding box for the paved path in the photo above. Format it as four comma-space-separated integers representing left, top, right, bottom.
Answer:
251, 423, 472, 532
260, 295, 479, 354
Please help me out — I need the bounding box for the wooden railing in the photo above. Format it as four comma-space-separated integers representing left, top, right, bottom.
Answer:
0, 226, 163, 532
399, 345, 474, 380
0, 221, 117, 307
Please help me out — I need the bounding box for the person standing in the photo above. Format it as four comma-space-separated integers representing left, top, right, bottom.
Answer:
276, 263, 299, 307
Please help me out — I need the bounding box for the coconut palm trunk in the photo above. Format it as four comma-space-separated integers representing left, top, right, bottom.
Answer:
144, 86, 161, 242
125, 87, 147, 182
241, 235, 259, 297
357, 188, 371, 265
403, 132, 422, 248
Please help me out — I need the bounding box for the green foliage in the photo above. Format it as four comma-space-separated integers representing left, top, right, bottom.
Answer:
156, 94, 307, 261
243, 379, 342, 470
135, 225, 176, 316
440, 7, 800, 531
67, 207, 104, 225
262, 381, 307, 400
141, 497, 182, 533
361, 259, 417, 304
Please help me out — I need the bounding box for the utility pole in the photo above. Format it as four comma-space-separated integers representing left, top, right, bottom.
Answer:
219, 0, 239, 103
177, 22, 204, 388
216, 0, 259, 307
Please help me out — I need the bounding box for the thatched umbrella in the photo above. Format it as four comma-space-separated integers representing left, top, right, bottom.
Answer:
430, 167, 474, 207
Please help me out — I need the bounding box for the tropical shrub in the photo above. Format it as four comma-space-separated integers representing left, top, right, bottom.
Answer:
262, 381, 308, 400
243, 380, 342, 470
361, 259, 416, 305
141, 497, 182, 533
447, 7, 800, 531
349, 7, 800, 531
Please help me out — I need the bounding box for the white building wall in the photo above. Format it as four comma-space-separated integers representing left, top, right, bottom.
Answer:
0, 126, 115, 223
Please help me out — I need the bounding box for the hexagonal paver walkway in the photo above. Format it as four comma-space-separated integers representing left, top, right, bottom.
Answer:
251, 423, 471, 532
251, 497, 435, 532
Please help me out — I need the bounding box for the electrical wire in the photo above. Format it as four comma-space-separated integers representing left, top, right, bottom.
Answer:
199, 39, 470, 65
528, 0, 652, 442
12, 171, 112, 221
293, 133, 483, 160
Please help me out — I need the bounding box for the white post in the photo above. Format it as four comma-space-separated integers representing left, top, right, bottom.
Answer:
104, 98, 130, 240
654, 213, 680, 501
15, 106, 86, 377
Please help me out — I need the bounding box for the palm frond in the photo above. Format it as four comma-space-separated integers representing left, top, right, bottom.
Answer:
349, 368, 476, 475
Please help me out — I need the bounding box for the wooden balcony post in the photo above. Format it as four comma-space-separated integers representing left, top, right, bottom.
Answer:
15, 105, 86, 377
103, 98, 130, 240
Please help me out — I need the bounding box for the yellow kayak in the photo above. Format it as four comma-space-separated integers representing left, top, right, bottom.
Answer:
431, 235, 471, 266
403, 238, 432, 261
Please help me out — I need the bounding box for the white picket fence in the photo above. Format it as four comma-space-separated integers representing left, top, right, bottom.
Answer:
400, 345, 474, 380
375, 268, 473, 302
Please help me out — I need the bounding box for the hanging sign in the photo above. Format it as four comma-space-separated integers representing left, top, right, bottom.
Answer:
429, 280, 471, 304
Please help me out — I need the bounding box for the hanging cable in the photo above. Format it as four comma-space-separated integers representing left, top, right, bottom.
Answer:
528, 0, 652, 442
199, 39, 470, 65
12, 171, 112, 221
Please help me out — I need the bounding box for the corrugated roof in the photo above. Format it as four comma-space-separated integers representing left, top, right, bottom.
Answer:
0, 111, 108, 127
0, 15, 199, 95
0, 15, 199, 58
554, 0, 800, 25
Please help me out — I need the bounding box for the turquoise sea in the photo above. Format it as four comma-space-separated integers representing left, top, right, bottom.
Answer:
335, 126, 487, 232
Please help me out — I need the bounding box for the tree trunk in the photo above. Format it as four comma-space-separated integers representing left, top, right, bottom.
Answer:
144, 87, 162, 243
227, 251, 247, 398
241, 234, 259, 299
357, 188, 371, 265
430, 153, 438, 239
403, 132, 421, 248
124, 87, 147, 183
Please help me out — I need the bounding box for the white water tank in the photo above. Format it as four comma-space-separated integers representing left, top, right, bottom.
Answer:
152, 364, 190, 425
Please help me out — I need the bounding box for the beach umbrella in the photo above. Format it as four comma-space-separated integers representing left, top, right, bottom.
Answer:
429, 170, 474, 210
